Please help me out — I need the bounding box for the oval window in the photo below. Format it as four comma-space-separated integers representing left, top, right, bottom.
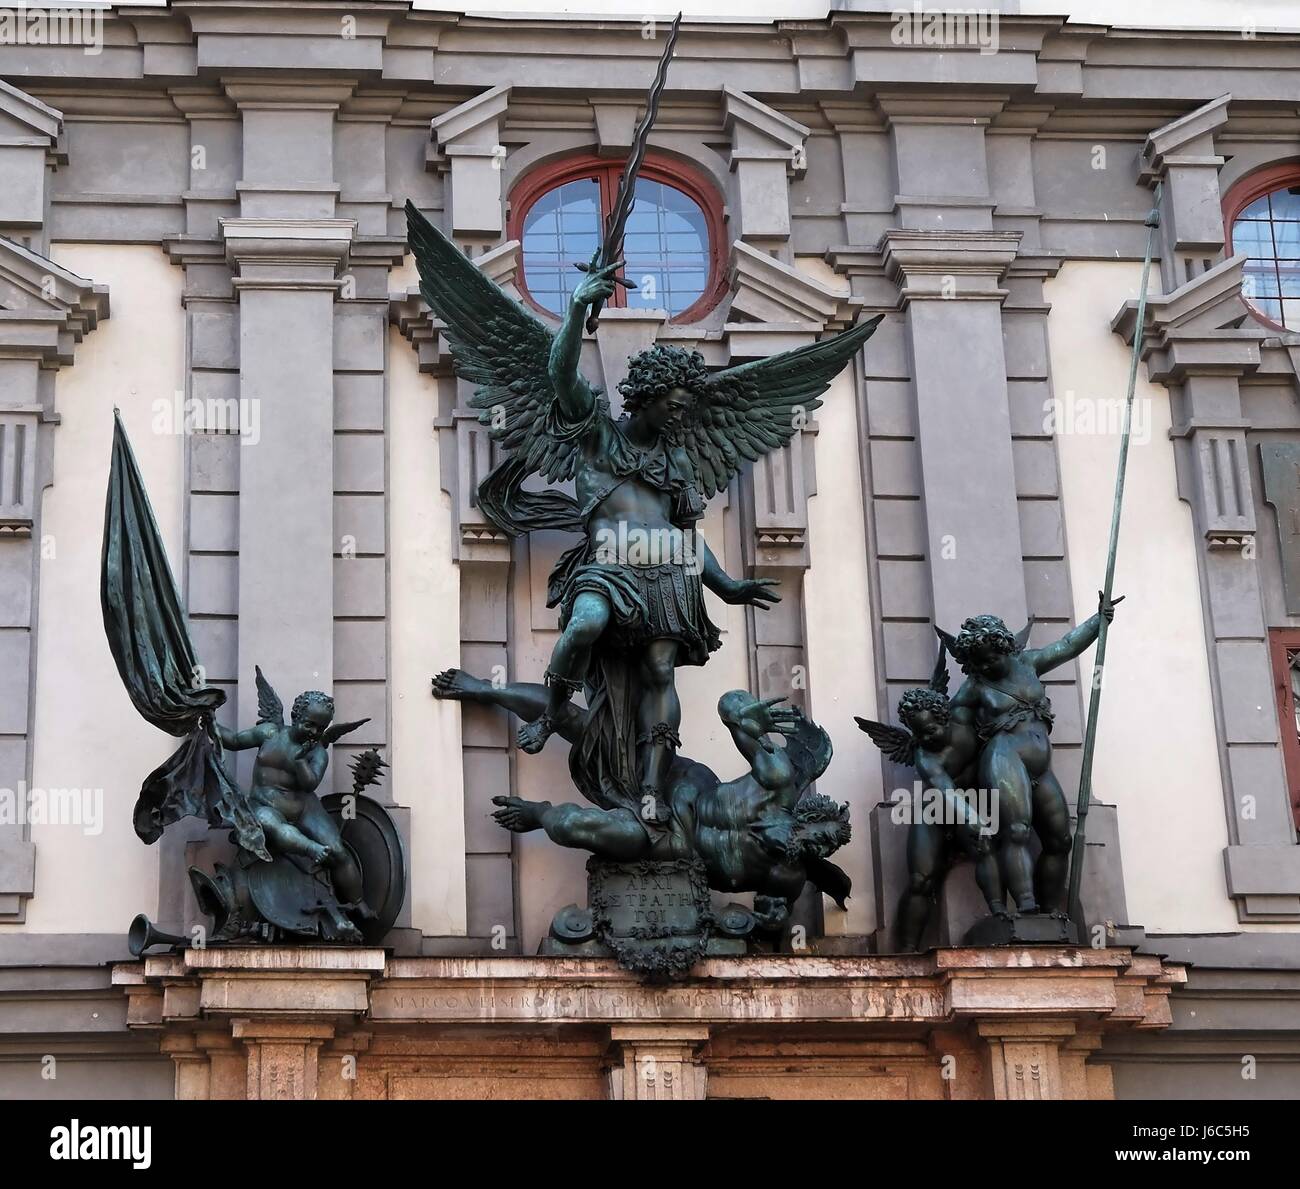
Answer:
1225, 169, 1300, 331
512, 156, 723, 323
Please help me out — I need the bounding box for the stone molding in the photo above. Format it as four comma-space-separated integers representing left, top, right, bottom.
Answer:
879, 229, 1021, 305
112, 945, 1184, 1100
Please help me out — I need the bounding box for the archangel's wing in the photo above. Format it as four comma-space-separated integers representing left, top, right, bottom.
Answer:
405, 201, 584, 488
322, 718, 370, 746
929, 641, 951, 696
254, 665, 283, 727
679, 315, 883, 498
854, 715, 916, 767
1014, 615, 1035, 652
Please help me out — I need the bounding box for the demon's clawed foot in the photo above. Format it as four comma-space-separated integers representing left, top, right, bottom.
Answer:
492, 795, 548, 833
432, 668, 490, 700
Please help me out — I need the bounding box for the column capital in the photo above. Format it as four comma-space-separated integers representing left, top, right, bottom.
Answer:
879, 228, 1020, 304
221, 217, 355, 291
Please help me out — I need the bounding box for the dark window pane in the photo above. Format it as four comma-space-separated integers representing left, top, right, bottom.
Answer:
1270, 188, 1300, 220
1232, 219, 1272, 255
1244, 262, 1280, 300
1273, 220, 1300, 258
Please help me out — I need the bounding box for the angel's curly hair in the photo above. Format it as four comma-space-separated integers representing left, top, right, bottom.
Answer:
619, 344, 710, 413
948, 614, 1019, 674
291, 689, 334, 725
897, 687, 950, 730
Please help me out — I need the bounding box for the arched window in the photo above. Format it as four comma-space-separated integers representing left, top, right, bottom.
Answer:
509, 155, 725, 323
1224, 165, 1300, 331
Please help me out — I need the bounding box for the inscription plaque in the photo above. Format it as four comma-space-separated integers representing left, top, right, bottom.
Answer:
588, 857, 714, 979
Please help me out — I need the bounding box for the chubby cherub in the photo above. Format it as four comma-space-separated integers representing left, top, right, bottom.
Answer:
214, 667, 373, 923
856, 641, 1008, 951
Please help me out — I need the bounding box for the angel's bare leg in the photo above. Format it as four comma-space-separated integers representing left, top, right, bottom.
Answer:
637, 639, 681, 819
492, 796, 649, 861
298, 796, 368, 911
252, 801, 330, 865
517, 591, 610, 754
432, 669, 585, 744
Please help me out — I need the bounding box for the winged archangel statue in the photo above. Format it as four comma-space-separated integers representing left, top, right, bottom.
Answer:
408, 199, 880, 897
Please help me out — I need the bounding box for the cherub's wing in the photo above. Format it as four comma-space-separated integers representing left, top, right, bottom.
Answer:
322, 718, 370, 747
405, 201, 581, 486
681, 315, 883, 498
254, 665, 283, 727
934, 624, 957, 655
929, 641, 950, 696
1014, 615, 1035, 652
854, 715, 916, 766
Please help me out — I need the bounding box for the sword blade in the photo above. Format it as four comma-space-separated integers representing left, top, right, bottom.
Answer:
585, 11, 682, 333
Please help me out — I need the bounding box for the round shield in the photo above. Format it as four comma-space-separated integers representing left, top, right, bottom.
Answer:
246, 856, 333, 935
320, 792, 407, 944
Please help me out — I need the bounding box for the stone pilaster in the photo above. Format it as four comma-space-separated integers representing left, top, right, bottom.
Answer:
0, 102, 108, 918
881, 229, 1027, 631
222, 218, 354, 745
606, 1025, 710, 1100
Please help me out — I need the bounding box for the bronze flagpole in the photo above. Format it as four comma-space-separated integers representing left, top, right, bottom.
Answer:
1066, 183, 1164, 931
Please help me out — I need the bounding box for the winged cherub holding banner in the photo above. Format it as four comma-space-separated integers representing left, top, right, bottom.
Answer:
409, 200, 880, 835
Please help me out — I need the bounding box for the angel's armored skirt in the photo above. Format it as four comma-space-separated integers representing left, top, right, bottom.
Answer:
554, 554, 722, 667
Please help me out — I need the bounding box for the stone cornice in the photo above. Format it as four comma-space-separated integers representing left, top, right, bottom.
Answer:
723, 85, 810, 172
728, 239, 859, 331
0, 238, 108, 365
113, 944, 1185, 1032
1139, 92, 1231, 184
0, 77, 63, 159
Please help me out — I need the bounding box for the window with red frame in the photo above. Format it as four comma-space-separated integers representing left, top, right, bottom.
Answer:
509, 156, 725, 323
1269, 628, 1300, 831
1224, 165, 1300, 331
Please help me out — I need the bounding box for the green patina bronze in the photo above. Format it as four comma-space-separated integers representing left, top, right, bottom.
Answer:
409, 109, 877, 971
102, 413, 405, 952
859, 597, 1121, 951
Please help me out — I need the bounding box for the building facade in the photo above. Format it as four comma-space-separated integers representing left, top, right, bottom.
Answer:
0, 0, 1298, 1100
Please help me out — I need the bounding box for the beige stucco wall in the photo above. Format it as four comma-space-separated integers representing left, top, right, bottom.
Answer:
387, 256, 469, 937
800, 258, 881, 937
1, 245, 183, 936
1045, 260, 1241, 935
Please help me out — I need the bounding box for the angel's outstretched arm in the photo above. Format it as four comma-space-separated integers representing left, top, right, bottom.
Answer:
699, 538, 780, 608
214, 722, 271, 751
548, 264, 618, 423
1027, 593, 1122, 674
